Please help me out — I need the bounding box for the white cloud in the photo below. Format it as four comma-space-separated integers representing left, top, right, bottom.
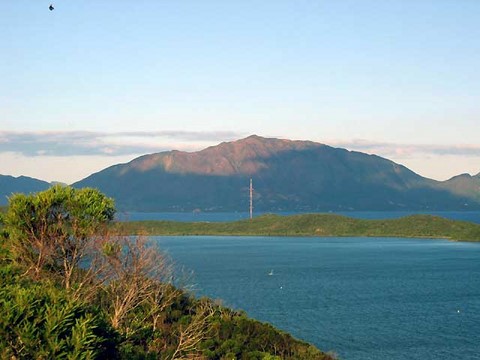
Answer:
0, 130, 246, 157
323, 139, 480, 180
328, 139, 480, 158
0, 152, 139, 184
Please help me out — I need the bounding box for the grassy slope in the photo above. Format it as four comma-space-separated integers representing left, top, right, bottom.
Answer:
117, 214, 480, 242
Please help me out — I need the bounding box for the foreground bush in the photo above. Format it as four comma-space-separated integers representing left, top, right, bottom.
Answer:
0, 265, 117, 359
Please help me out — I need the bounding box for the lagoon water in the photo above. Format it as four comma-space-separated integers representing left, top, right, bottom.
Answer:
153, 236, 480, 360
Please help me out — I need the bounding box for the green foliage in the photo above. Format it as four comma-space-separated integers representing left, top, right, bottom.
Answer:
5, 185, 115, 243
118, 213, 480, 241
0, 269, 117, 359
0, 210, 7, 242
4, 185, 115, 284
198, 310, 331, 360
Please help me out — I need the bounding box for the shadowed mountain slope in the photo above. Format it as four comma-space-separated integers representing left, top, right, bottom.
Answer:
0, 175, 51, 205
440, 173, 480, 200
73, 135, 480, 212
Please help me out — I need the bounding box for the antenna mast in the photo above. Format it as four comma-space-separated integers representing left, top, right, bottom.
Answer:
249, 178, 253, 220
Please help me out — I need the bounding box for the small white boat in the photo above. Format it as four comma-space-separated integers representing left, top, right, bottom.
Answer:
268, 270, 274, 276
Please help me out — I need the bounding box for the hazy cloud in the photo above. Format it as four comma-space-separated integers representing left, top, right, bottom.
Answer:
2, 131, 479, 159
329, 139, 480, 158
0, 130, 245, 157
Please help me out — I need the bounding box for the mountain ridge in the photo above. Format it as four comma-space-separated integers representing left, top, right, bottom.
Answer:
73, 135, 480, 212
122, 135, 325, 176
0, 174, 51, 205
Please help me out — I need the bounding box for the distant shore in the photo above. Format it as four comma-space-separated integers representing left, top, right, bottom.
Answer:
116, 213, 480, 242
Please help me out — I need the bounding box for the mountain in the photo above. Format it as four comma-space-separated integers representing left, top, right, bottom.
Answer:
439, 173, 480, 202
0, 175, 51, 205
73, 135, 480, 212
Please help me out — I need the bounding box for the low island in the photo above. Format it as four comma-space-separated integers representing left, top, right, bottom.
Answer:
117, 213, 480, 242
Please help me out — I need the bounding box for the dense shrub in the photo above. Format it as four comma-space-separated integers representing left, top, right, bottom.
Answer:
0, 268, 117, 359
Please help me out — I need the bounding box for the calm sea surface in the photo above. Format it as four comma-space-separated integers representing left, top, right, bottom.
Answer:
153, 236, 480, 360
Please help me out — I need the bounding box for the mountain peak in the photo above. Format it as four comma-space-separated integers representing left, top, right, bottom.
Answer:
213, 134, 323, 154
126, 135, 325, 175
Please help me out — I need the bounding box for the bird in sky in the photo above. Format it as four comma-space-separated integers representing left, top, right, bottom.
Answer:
49, 4, 54, 11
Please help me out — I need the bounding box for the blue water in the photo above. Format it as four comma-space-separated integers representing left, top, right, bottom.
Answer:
118, 211, 480, 224
153, 236, 480, 360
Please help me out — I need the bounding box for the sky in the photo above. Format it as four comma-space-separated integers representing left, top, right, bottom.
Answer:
2, 0, 480, 184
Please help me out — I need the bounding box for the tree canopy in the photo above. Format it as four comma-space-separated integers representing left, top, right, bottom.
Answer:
4, 185, 115, 287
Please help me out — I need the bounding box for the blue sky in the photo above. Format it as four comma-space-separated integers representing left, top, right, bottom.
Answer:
2, 0, 480, 183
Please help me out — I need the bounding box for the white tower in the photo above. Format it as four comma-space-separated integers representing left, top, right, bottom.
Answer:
249, 178, 253, 220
